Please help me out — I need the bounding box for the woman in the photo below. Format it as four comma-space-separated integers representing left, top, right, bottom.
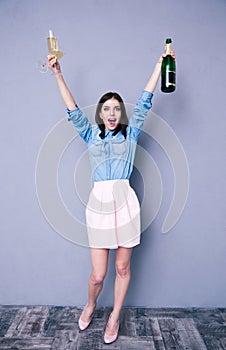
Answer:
48, 49, 175, 344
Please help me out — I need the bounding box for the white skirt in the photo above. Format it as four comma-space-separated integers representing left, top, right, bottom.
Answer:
85, 179, 141, 249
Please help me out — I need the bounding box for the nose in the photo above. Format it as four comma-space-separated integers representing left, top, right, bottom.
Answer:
110, 107, 115, 115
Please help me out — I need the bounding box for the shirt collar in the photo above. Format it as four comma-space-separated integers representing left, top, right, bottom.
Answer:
105, 129, 114, 136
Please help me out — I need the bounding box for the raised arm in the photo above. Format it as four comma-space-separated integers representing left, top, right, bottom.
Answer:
129, 51, 176, 137
48, 55, 92, 143
144, 51, 176, 93
48, 54, 77, 111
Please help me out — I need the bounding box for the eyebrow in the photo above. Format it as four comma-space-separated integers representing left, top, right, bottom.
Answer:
103, 104, 120, 107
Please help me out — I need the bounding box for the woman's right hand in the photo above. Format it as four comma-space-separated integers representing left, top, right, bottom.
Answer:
48, 54, 61, 75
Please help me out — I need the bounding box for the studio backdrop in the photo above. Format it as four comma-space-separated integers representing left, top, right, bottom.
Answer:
0, 0, 225, 307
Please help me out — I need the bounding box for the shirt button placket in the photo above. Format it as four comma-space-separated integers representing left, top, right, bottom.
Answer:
107, 141, 110, 180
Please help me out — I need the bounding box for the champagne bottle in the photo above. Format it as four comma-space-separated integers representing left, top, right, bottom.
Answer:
161, 38, 176, 93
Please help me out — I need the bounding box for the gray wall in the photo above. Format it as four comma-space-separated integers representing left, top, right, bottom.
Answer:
0, 0, 225, 307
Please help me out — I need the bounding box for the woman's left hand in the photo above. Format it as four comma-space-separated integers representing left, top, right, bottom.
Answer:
157, 50, 176, 64
170, 50, 176, 60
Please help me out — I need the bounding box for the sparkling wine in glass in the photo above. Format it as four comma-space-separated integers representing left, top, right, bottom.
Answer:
47, 30, 64, 60
38, 30, 64, 74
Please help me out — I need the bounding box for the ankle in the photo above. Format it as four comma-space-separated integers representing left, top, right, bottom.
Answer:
87, 302, 96, 310
109, 310, 120, 323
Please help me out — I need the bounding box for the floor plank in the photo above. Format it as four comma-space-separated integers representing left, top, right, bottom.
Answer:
0, 306, 225, 349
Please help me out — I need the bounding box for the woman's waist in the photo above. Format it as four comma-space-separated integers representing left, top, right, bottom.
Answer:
93, 178, 129, 189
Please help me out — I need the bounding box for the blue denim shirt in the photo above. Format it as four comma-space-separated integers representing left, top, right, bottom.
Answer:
67, 90, 153, 182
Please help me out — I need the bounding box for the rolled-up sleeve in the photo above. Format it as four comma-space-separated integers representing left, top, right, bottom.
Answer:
67, 107, 92, 143
129, 90, 153, 138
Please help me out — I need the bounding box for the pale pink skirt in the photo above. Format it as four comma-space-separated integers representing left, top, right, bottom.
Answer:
85, 179, 141, 249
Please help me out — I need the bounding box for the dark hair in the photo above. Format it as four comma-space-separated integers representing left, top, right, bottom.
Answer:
95, 92, 129, 139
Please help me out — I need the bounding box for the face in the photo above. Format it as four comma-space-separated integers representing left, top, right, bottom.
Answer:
99, 98, 122, 131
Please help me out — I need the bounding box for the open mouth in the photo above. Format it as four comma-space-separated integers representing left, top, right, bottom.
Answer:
108, 118, 117, 127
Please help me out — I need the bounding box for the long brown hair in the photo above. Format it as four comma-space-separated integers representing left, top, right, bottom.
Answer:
95, 92, 129, 139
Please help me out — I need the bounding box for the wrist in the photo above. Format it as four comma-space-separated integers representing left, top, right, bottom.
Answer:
55, 71, 63, 79
155, 61, 162, 71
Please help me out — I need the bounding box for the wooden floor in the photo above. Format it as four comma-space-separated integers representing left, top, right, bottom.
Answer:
0, 306, 225, 349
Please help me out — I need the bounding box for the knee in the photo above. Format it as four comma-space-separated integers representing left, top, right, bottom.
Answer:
90, 272, 106, 285
115, 261, 130, 279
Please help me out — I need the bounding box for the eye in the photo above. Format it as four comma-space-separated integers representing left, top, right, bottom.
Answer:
103, 106, 110, 111
115, 106, 121, 111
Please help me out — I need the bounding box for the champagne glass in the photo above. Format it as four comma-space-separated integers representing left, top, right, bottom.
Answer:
38, 30, 64, 74
47, 30, 64, 60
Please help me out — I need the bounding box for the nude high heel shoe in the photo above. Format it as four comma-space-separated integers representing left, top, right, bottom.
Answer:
78, 305, 95, 331
104, 313, 120, 344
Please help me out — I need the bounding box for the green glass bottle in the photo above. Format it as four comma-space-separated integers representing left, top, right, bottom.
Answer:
161, 38, 176, 93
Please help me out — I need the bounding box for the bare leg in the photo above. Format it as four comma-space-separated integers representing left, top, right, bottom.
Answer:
80, 248, 109, 323
105, 247, 132, 336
